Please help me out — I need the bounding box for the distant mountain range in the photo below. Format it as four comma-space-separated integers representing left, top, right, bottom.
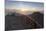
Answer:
5, 9, 44, 16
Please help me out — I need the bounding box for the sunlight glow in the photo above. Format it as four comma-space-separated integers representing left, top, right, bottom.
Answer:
20, 8, 29, 11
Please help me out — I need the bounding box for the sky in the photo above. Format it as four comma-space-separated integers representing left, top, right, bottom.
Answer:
5, 0, 44, 15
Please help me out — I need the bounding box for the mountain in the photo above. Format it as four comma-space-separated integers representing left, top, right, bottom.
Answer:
5, 13, 36, 31
5, 10, 44, 31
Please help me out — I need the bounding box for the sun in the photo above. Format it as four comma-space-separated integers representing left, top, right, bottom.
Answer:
20, 8, 29, 11
21, 9, 25, 11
